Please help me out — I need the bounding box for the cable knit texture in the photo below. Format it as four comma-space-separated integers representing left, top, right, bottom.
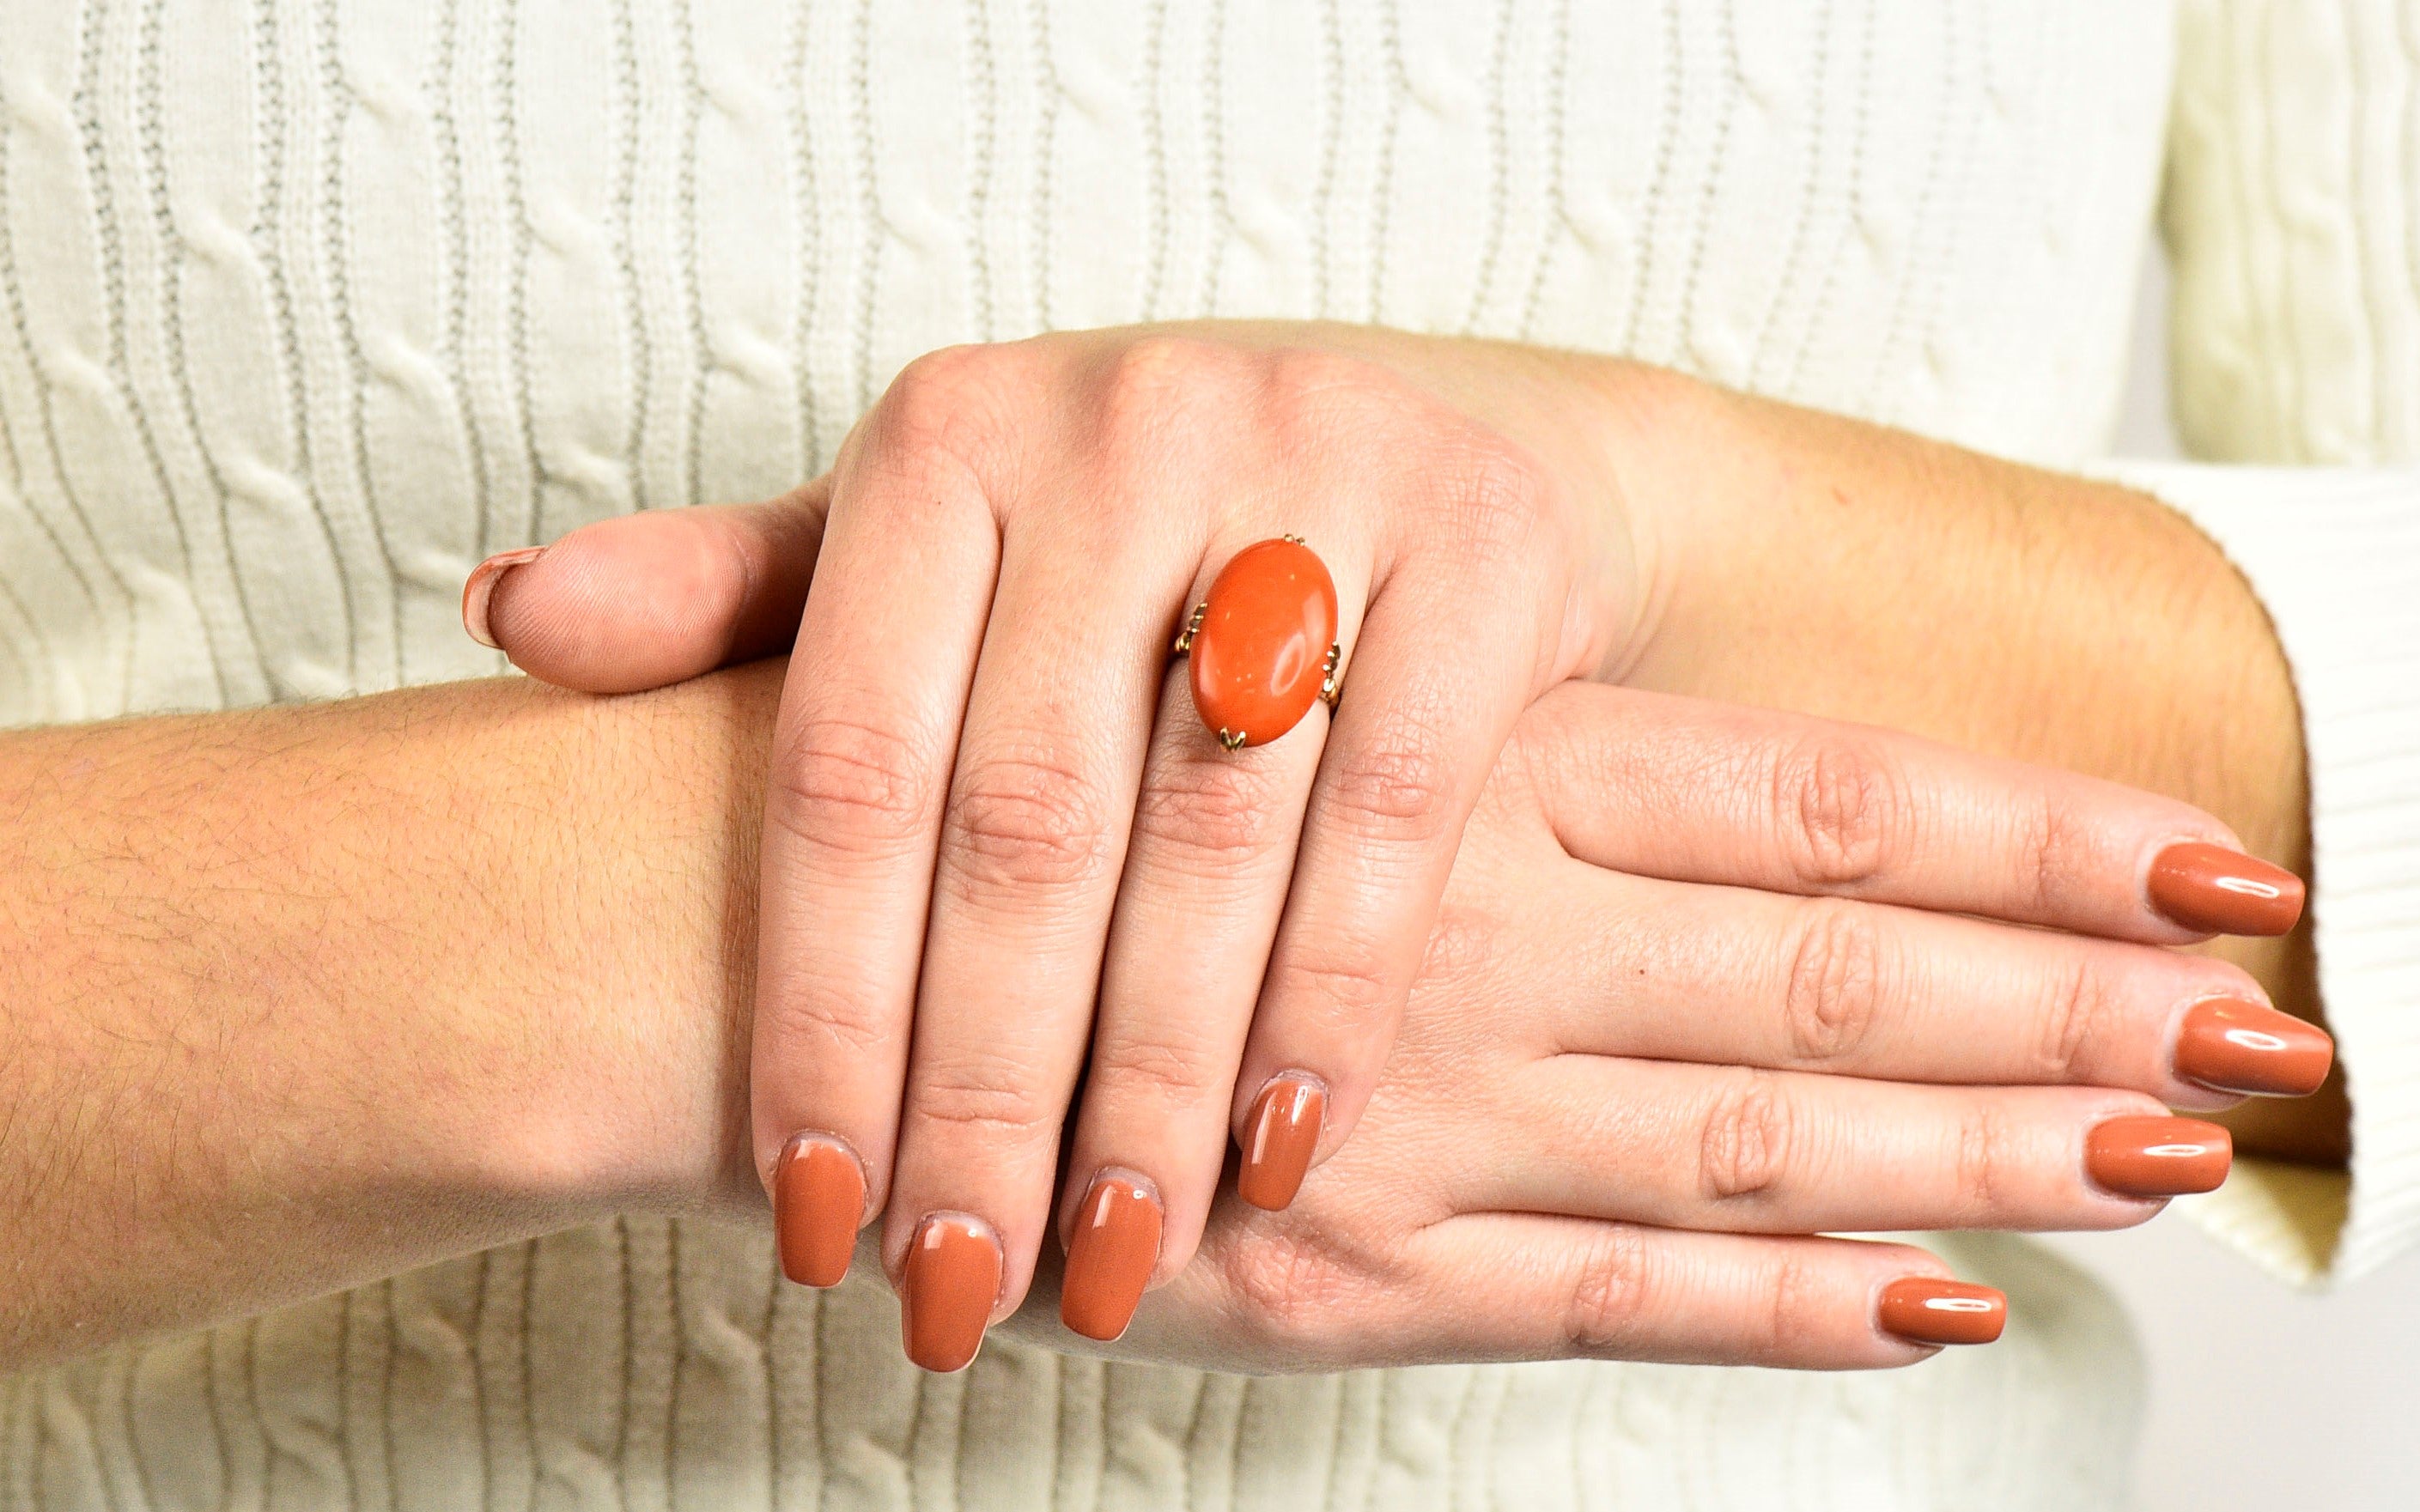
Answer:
2152, 0, 2420, 1292
0, 0, 2407, 1507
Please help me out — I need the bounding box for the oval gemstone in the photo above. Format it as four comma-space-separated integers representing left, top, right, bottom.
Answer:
1189, 538, 1340, 749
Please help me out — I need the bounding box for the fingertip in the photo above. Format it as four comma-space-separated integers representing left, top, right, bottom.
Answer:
1236, 1073, 1327, 1211
1876, 1276, 2006, 1347
2145, 840, 2307, 938
475, 494, 825, 692
486, 517, 709, 690
462, 545, 547, 650
1060, 1169, 1164, 1342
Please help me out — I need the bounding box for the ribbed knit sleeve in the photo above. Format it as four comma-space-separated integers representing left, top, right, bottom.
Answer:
2101, 464, 2420, 1287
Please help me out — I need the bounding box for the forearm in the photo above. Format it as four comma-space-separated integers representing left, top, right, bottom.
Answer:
1593, 367, 2334, 1159
0, 663, 782, 1369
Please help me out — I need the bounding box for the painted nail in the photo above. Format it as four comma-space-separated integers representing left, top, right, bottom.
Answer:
900, 1213, 1001, 1373
1237, 1073, 1326, 1211
2174, 998, 2334, 1097
1878, 1278, 2008, 1345
774, 1133, 866, 1288
2086, 1115, 2232, 1198
1060, 1171, 1164, 1342
460, 545, 547, 649
2147, 842, 2305, 937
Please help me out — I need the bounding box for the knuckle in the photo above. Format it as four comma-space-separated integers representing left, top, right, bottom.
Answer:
1699, 1070, 1798, 1204
1780, 900, 1887, 1066
1249, 347, 1402, 447
769, 716, 936, 860
2013, 786, 2090, 917
1088, 335, 1237, 460
941, 749, 1117, 896
909, 1060, 1058, 1143
1771, 732, 1912, 890
1270, 944, 1402, 1040
1953, 1105, 2012, 1217
1088, 1025, 1224, 1111
868, 344, 1015, 482
2034, 955, 2114, 1082
1130, 752, 1294, 877
1564, 1227, 1656, 1355
1319, 730, 1462, 850
760, 987, 891, 1062
1764, 1252, 1819, 1353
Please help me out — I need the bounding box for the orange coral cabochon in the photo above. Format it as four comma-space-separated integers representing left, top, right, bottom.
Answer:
1188, 538, 1340, 750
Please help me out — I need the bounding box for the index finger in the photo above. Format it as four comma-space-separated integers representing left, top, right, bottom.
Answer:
1513, 683, 2305, 943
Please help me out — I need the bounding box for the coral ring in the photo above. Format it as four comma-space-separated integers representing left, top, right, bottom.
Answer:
1174, 537, 1342, 751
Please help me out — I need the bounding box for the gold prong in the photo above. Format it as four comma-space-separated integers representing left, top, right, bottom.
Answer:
1280, 532, 1305, 545
1318, 641, 1342, 709
1218, 727, 1247, 752
1172, 602, 1207, 655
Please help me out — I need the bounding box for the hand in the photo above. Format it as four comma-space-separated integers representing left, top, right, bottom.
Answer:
998, 681, 2328, 1371
481, 563, 2327, 1373
471, 323, 1652, 1363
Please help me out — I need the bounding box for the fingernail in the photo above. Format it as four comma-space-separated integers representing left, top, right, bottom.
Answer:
2086, 1115, 2232, 1198
1878, 1278, 2007, 1345
774, 1132, 866, 1288
1060, 1170, 1164, 1342
1237, 1073, 1326, 1211
900, 1213, 1001, 1373
2148, 842, 2305, 937
460, 546, 547, 649
2174, 998, 2334, 1097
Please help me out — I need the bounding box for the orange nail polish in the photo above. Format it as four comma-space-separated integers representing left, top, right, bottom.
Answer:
1060, 1171, 1163, 1342
2147, 842, 2305, 937
1878, 1278, 2006, 1345
900, 1213, 1001, 1373
2174, 998, 2333, 1097
774, 1133, 866, 1288
1237, 1073, 1325, 1211
2086, 1116, 2232, 1198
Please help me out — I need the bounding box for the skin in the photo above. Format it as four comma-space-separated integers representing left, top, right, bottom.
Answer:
1596, 366, 2336, 1163
704, 328, 1645, 1329
0, 664, 2269, 1374
486, 320, 2337, 1260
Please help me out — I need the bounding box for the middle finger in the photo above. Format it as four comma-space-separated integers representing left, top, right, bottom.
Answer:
1527, 863, 2330, 1107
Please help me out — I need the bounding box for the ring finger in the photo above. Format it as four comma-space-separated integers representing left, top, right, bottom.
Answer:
1052, 529, 1374, 1340
1529, 866, 2327, 1107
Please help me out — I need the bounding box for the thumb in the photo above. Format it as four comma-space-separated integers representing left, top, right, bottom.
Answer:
461, 477, 829, 693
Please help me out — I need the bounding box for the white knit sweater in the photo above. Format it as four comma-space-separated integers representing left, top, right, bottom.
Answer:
2, 2, 2414, 1508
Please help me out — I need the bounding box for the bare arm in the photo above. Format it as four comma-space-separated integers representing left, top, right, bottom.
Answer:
0, 664, 784, 1369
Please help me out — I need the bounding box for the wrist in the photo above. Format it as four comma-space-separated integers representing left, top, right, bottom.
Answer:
1554, 355, 1730, 682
